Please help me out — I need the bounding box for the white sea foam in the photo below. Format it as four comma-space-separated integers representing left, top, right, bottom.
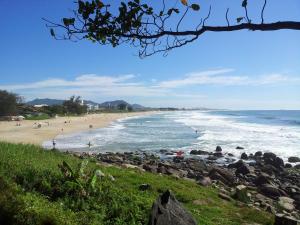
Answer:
43, 110, 300, 161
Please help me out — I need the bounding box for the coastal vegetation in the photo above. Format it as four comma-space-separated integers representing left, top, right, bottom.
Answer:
0, 90, 21, 116
0, 142, 274, 225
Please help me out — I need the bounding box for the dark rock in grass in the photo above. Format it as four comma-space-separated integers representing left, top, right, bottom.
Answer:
236, 146, 244, 150
190, 150, 209, 155
259, 184, 281, 199
148, 190, 197, 225
288, 157, 300, 163
139, 184, 151, 191
197, 176, 212, 187
240, 152, 248, 160
274, 214, 299, 225
143, 164, 157, 173
216, 146, 222, 152
254, 151, 263, 157
218, 192, 232, 201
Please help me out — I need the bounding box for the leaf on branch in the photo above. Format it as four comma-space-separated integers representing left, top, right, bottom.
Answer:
242, 0, 247, 8
180, 0, 188, 6
50, 28, 55, 37
191, 4, 200, 11
236, 17, 244, 23
63, 18, 75, 26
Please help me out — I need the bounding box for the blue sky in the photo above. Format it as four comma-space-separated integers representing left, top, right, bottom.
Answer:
0, 0, 300, 109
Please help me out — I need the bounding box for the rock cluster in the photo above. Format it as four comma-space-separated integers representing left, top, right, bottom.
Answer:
73, 148, 300, 222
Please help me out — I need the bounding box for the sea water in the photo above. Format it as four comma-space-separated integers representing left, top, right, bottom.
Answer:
43, 110, 300, 161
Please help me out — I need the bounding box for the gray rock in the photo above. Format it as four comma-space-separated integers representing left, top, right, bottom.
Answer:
197, 176, 212, 186
236, 146, 244, 149
288, 157, 300, 163
209, 167, 235, 186
259, 184, 281, 199
274, 214, 300, 225
241, 152, 248, 160
218, 192, 232, 201
235, 163, 251, 175
216, 146, 222, 152
254, 151, 263, 157
190, 150, 209, 155
148, 190, 197, 225
278, 197, 295, 212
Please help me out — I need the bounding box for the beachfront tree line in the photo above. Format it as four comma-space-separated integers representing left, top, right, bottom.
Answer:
0, 90, 87, 117
44, 0, 300, 58
0, 90, 21, 117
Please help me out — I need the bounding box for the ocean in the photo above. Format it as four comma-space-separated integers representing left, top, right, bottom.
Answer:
43, 110, 300, 161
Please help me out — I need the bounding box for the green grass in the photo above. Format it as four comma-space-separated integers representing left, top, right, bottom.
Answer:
0, 142, 274, 225
25, 114, 51, 120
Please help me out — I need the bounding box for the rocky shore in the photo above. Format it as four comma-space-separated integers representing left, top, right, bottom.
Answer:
70, 147, 300, 224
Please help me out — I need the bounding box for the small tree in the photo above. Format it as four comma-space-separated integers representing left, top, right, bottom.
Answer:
0, 90, 20, 116
63, 96, 87, 115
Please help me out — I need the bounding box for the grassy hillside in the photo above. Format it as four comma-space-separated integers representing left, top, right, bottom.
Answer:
0, 142, 274, 225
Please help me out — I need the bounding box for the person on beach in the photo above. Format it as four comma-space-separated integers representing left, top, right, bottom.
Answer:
87, 141, 92, 148
52, 139, 56, 150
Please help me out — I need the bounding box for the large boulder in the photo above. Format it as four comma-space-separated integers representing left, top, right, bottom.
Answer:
190, 150, 209, 155
263, 152, 284, 169
148, 190, 197, 225
278, 197, 295, 212
259, 184, 281, 199
254, 151, 263, 157
216, 146, 222, 152
235, 163, 251, 175
254, 173, 270, 186
209, 167, 235, 186
240, 152, 248, 160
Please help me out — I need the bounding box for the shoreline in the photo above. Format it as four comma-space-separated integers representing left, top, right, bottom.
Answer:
0, 111, 156, 145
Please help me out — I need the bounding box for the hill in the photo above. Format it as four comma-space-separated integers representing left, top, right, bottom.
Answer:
26, 98, 64, 106
26, 98, 147, 110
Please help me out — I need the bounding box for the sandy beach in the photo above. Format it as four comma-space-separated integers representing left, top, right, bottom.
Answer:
0, 112, 155, 145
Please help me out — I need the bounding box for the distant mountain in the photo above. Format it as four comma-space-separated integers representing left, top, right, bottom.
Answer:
131, 104, 147, 110
26, 98, 147, 110
99, 100, 129, 109
83, 100, 99, 106
26, 98, 64, 106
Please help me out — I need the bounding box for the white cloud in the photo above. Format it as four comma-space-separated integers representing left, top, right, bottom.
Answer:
156, 70, 299, 88
0, 69, 298, 105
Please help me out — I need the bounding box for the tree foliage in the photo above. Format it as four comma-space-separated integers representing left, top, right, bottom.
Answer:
0, 90, 21, 116
44, 0, 300, 57
63, 96, 87, 115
